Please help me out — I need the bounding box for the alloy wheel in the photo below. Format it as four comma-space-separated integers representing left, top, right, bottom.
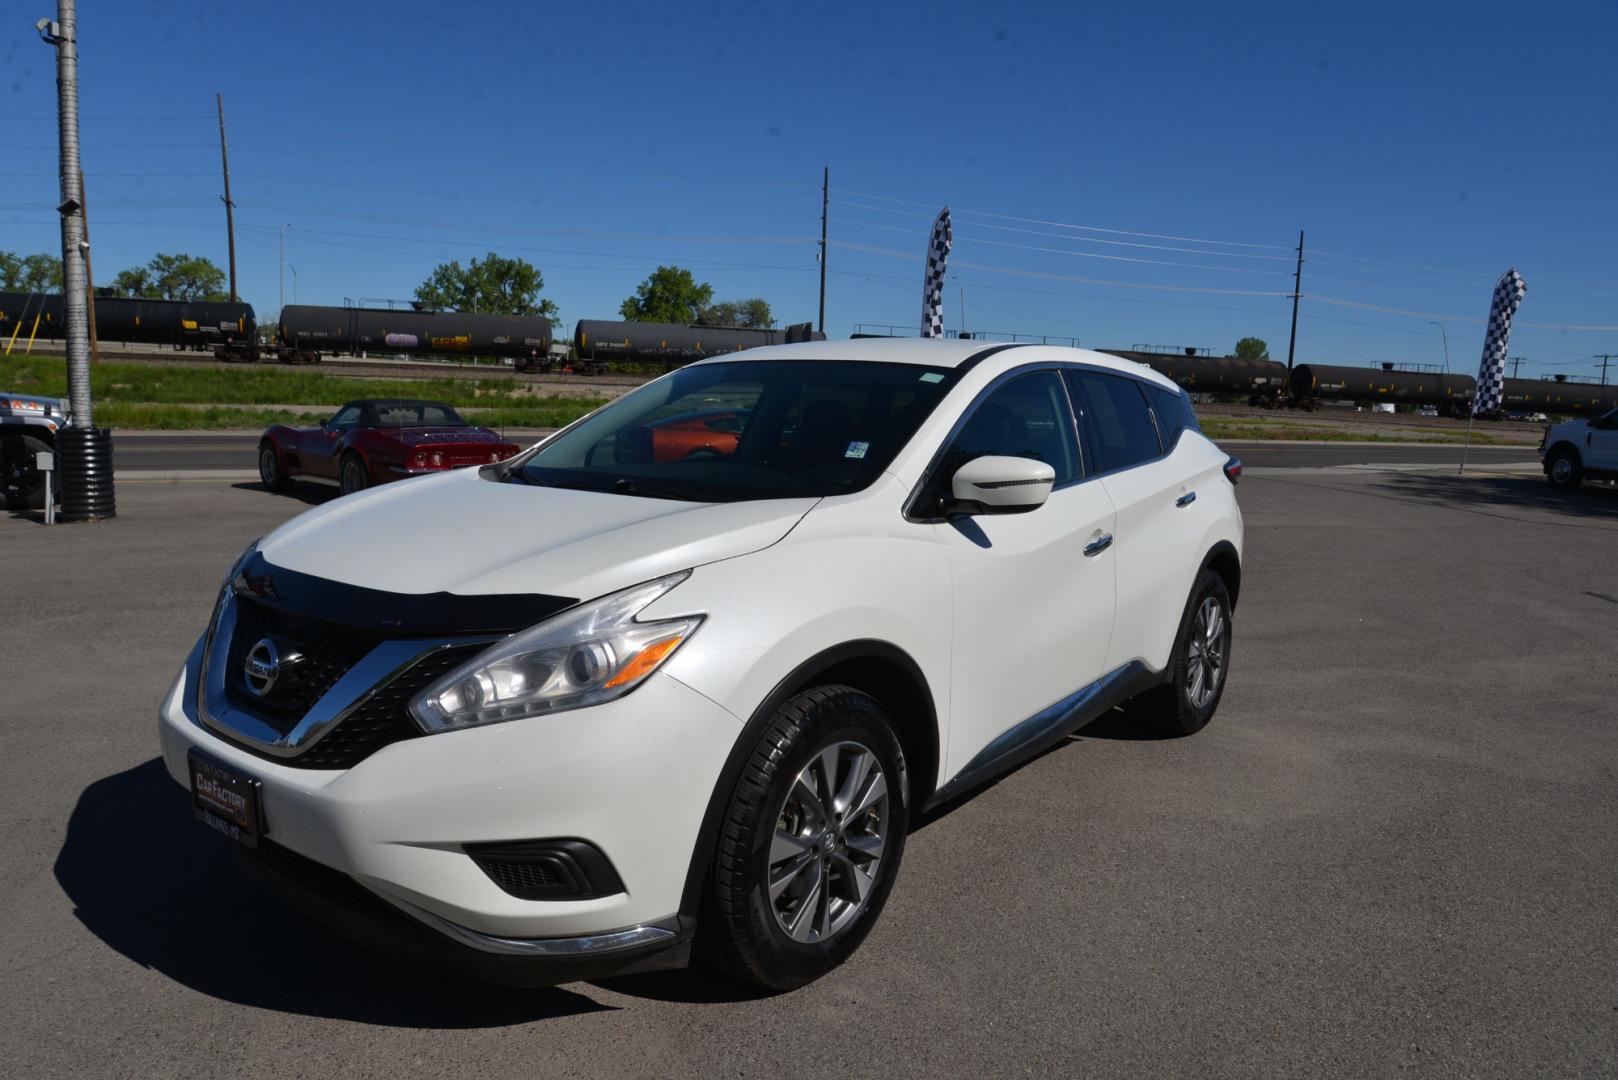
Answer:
341, 459, 366, 494
259, 446, 278, 485
1551, 457, 1572, 484
1185, 596, 1227, 709
767, 740, 889, 944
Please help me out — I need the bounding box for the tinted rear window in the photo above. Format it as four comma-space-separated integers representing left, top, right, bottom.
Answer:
1067, 370, 1163, 473
1147, 384, 1200, 447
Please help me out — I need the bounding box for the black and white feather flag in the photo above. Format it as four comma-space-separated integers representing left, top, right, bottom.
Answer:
921, 207, 952, 338
1473, 269, 1527, 416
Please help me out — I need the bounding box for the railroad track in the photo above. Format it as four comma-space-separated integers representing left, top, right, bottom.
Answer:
16, 345, 652, 389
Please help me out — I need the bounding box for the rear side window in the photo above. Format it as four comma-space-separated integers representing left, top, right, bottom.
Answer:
1147, 384, 1201, 448
1066, 370, 1163, 473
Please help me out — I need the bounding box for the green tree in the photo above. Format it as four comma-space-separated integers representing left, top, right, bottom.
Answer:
148, 253, 227, 301
109, 266, 158, 298
0, 251, 65, 291
1234, 336, 1270, 361
620, 265, 713, 324
414, 252, 561, 325
700, 297, 775, 329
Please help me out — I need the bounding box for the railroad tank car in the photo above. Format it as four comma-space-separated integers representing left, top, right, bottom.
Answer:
1100, 351, 1290, 401
1290, 363, 1476, 413
572, 320, 824, 370
276, 305, 553, 366
1499, 377, 1618, 416
0, 291, 256, 356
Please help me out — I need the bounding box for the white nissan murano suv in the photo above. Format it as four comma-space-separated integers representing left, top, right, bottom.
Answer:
159, 338, 1244, 990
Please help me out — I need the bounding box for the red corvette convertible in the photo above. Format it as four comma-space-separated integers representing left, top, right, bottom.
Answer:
258, 399, 522, 496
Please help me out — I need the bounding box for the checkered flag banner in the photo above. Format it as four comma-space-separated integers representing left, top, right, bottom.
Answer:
1473, 269, 1527, 416
920, 206, 952, 338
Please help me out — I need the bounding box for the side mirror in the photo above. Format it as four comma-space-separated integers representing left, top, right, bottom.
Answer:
949, 455, 1055, 516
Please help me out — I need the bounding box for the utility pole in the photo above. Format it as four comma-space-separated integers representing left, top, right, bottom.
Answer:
38, 0, 114, 519
216, 92, 238, 302
1508, 356, 1526, 380
1595, 354, 1616, 385
818, 166, 828, 335
1285, 229, 1304, 376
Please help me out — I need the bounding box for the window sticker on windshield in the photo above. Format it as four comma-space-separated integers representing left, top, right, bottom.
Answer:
919, 372, 945, 383
844, 441, 870, 459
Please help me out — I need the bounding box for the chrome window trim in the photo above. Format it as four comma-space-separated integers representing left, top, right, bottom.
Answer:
1063, 367, 1198, 484
196, 589, 497, 760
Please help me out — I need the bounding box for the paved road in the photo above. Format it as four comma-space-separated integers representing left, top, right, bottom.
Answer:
3, 473, 1615, 1078
107, 430, 1541, 474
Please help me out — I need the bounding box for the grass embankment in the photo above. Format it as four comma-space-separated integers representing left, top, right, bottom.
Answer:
1200, 419, 1513, 446
2, 354, 608, 430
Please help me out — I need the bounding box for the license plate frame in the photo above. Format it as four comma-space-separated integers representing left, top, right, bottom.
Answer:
188, 750, 264, 848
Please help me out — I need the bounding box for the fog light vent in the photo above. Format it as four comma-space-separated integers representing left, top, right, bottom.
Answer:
465, 839, 626, 901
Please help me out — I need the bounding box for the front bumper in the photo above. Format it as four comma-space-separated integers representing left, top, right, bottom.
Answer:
158, 634, 741, 981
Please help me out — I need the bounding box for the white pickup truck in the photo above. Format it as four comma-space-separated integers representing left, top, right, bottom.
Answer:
0, 392, 67, 509
1540, 407, 1618, 489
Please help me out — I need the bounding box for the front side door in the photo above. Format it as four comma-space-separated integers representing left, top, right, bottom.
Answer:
1066, 369, 1210, 674
925, 369, 1118, 782
1585, 409, 1618, 472
306, 404, 360, 477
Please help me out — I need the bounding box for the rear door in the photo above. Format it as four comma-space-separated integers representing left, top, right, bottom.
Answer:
923, 368, 1118, 782
1066, 369, 1213, 675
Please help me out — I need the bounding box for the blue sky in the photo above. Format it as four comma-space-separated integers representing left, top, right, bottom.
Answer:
4, 0, 1616, 378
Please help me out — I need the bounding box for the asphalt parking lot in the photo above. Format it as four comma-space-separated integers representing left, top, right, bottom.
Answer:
2, 464, 1616, 1078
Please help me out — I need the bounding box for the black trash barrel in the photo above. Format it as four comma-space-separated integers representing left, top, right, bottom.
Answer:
56, 426, 116, 521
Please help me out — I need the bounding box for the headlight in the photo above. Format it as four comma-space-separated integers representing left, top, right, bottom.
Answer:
409, 571, 702, 733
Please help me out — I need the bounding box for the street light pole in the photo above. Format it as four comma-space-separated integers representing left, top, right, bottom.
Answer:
288, 263, 298, 305
279, 222, 291, 313
38, 0, 114, 519
1428, 320, 1450, 375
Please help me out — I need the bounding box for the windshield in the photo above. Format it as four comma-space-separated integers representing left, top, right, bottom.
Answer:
516, 359, 961, 502
369, 402, 467, 427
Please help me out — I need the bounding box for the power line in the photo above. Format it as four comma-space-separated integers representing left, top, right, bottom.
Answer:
833, 199, 1295, 261
830, 240, 1293, 298
828, 187, 1292, 250
1308, 294, 1618, 332
837, 217, 1290, 275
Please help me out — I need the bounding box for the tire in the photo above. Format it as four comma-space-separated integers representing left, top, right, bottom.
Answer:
1545, 447, 1583, 490
0, 433, 51, 510
339, 452, 369, 496
258, 441, 293, 491
702, 685, 910, 991
1135, 569, 1234, 737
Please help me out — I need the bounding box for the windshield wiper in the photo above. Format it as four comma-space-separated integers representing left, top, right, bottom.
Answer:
609, 477, 707, 501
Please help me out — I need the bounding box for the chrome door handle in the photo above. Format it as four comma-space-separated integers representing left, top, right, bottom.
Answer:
1083, 533, 1113, 557
1175, 491, 1197, 508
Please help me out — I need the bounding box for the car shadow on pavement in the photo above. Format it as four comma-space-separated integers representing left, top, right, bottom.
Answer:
1380, 473, 1618, 521
231, 480, 340, 507
55, 759, 613, 1026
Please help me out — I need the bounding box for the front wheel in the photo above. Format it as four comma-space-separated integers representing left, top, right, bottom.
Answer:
1545, 448, 1583, 490
1135, 569, 1234, 736
702, 686, 909, 991
0, 433, 52, 510
339, 452, 369, 495
258, 442, 293, 491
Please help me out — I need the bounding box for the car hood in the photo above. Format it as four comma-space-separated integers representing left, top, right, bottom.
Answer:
1, 393, 68, 418
259, 465, 818, 601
